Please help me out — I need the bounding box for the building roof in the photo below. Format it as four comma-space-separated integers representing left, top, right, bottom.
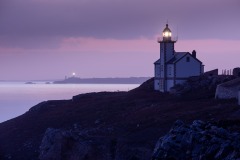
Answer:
167, 52, 203, 64
154, 58, 161, 64
167, 52, 187, 64
163, 24, 171, 33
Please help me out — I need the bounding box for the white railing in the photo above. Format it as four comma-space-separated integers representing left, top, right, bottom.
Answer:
157, 36, 178, 42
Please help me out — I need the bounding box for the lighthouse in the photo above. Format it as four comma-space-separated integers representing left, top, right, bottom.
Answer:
154, 24, 204, 92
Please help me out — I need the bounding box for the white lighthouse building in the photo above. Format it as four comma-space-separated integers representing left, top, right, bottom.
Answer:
154, 24, 204, 92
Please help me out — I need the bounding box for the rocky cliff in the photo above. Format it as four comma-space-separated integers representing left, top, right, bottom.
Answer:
0, 77, 239, 159
152, 120, 240, 160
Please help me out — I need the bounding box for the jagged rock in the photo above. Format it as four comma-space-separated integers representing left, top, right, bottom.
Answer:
39, 128, 111, 160
152, 120, 240, 160
39, 126, 154, 160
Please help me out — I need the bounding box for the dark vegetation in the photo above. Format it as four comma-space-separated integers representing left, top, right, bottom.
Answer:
0, 77, 239, 159
54, 77, 150, 84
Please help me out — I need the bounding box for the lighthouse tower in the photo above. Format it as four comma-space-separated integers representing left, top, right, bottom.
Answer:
155, 24, 176, 92
159, 24, 176, 92
154, 24, 204, 92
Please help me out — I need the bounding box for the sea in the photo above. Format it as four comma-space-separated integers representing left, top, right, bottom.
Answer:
0, 81, 139, 123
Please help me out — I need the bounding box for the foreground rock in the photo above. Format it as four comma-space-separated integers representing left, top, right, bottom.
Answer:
152, 120, 240, 160
39, 125, 152, 160
39, 127, 109, 160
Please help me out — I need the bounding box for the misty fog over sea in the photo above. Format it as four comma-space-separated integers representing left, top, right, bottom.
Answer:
0, 82, 139, 123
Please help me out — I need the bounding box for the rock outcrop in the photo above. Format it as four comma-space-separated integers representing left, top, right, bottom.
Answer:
39, 126, 152, 160
39, 126, 112, 160
152, 120, 240, 160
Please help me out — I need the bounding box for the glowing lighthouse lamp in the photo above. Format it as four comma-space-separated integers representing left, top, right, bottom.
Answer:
72, 72, 76, 77
162, 24, 172, 41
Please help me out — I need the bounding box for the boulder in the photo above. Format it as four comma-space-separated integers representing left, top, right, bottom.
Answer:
152, 120, 240, 160
39, 128, 110, 160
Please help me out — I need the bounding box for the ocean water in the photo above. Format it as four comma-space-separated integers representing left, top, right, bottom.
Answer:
0, 82, 139, 123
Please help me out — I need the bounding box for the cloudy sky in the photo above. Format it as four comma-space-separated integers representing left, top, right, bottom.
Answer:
0, 0, 239, 80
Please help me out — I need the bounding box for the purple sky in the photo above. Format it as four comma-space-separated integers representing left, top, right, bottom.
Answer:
0, 0, 240, 80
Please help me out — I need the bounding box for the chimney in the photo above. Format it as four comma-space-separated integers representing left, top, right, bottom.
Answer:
192, 50, 196, 58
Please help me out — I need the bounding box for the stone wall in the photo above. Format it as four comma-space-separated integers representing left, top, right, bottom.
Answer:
215, 78, 240, 99
215, 86, 239, 99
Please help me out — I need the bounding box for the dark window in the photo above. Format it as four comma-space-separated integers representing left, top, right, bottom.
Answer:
186, 57, 190, 62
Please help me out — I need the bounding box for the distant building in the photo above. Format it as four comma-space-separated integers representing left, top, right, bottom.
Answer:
204, 69, 218, 77
215, 77, 240, 99
233, 67, 240, 77
154, 24, 204, 92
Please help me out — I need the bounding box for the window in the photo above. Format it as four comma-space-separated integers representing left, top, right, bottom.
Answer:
161, 65, 163, 71
169, 67, 172, 75
186, 57, 190, 62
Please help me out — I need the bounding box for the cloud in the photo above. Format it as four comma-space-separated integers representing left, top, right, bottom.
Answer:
58, 37, 158, 53
0, 35, 240, 80
0, 0, 239, 49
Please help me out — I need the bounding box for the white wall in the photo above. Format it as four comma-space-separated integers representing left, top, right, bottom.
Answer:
160, 42, 175, 79
165, 43, 175, 62
201, 65, 204, 74
155, 64, 160, 78
175, 80, 186, 85
154, 64, 160, 90
215, 86, 239, 99
176, 55, 201, 78
159, 79, 164, 92
167, 64, 174, 78
154, 79, 160, 91
166, 80, 174, 91
160, 43, 165, 78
